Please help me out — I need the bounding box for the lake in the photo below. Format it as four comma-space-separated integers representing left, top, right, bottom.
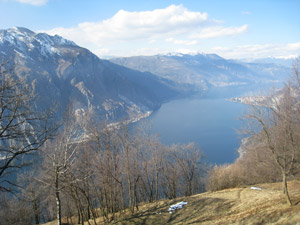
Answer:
145, 85, 267, 164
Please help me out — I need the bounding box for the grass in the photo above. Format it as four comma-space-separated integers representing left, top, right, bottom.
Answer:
44, 180, 300, 225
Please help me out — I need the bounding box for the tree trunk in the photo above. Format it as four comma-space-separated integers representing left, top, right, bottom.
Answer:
85, 191, 98, 225
127, 173, 133, 213
76, 201, 81, 224
133, 179, 139, 211
187, 177, 193, 196
55, 170, 62, 225
282, 171, 292, 206
155, 168, 159, 201
56, 190, 62, 225
32, 199, 40, 225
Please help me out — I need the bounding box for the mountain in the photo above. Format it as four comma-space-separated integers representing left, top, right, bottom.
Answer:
238, 57, 295, 68
0, 27, 179, 122
111, 53, 291, 89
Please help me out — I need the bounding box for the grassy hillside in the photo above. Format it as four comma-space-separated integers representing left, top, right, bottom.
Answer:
45, 180, 300, 225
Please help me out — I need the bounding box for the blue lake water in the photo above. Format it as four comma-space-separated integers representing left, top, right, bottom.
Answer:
145, 85, 267, 164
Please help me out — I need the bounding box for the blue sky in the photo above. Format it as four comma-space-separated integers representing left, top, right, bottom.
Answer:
0, 0, 299, 59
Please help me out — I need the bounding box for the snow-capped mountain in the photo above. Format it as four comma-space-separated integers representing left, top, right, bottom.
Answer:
0, 27, 179, 122
111, 53, 291, 89
0, 27, 76, 56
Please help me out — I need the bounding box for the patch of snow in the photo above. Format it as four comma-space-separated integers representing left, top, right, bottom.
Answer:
50, 46, 60, 55
14, 50, 26, 58
1, 28, 77, 57
52, 34, 76, 46
3, 33, 14, 45
16, 35, 25, 42
37, 39, 53, 56
10, 27, 24, 36
251, 187, 262, 190
167, 52, 184, 57
0, 154, 7, 160
27, 42, 34, 49
168, 201, 188, 212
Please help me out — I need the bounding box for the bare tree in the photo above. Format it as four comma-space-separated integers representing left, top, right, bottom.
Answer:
38, 108, 82, 225
160, 145, 180, 199
117, 123, 142, 213
243, 60, 300, 205
86, 121, 126, 222
171, 143, 204, 196
16, 170, 44, 225
0, 64, 56, 192
138, 135, 163, 203
0, 191, 33, 225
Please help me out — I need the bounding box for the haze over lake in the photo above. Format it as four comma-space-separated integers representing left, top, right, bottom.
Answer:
147, 85, 272, 164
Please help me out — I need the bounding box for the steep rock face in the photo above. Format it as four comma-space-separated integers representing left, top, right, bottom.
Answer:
0, 27, 179, 122
111, 53, 290, 89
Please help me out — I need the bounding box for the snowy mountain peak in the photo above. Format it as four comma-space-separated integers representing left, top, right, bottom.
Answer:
164, 52, 185, 57
35, 32, 77, 47
8, 27, 35, 36
0, 27, 77, 57
203, 53, 224, 60
161, 52, 224, 61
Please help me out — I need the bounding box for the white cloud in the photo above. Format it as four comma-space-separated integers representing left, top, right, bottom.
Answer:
45, 5, 210, 44
93, 48, 111, 57
174, 48, 199, 55
212, 43, 300, 59
14, 0, 48, 6
135, 47, 171, 56
190, 24, 248, 39
287, 42, 300, 50
42, 5, 248, 57
40, 2, 298, 60
166, 37, 198, 45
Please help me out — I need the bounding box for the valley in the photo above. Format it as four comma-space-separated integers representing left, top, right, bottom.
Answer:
0, 26, 298, 225
0, 27, 292, 166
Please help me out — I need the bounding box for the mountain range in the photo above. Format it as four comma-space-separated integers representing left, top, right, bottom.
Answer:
111, 53, 291, 90
238, 57, 294, 68
0, 27, 293, 123
0, 27, 179, 122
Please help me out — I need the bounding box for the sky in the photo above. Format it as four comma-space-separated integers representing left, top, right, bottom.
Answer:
0, 0, 299, 59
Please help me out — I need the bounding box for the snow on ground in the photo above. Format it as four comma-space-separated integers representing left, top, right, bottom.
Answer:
168, 201, 188, 214
251, 187, 262, 190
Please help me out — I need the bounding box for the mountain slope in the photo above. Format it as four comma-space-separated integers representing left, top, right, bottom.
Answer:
43, 180, 300, 225
111, 53, 291, 89
111, 180, 300, 225
0, 27, 179, 122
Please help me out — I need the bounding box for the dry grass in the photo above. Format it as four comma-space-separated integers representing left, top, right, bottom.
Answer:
44, 180, 300, 225
109, 180, 300, 225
